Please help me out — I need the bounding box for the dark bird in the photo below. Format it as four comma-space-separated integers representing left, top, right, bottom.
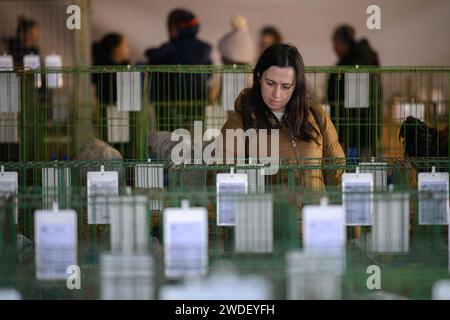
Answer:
399, 116, 449, 158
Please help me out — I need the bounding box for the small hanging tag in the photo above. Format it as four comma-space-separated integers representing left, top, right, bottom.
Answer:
216, 171, 248, 226
286, 250, 343, 300
101, 253, 154, 300
110, 195, 148, 253
134, 160, 164, 189
160, 267, 272, 300
0, 54, 13, 69
344, 72, 369, 109
221, 72, 248, 111
418, 169, 449, 225
23, 54, 42, 88
0, 289, 21, 300
45, 54, 63, 88
0, 55, 20, 113
34, 206, 77, 280
394, 100, 425, 123
117, 71, 141, 111
87, 168, 119, 224
360, 160, 388, 192
0, 169, 18, 223
0, 112, 19, 143
302, 200, 346, 254
107, 105, 130, 143
342, 170, 374, 225
163, 201, 208, 279
235, 193, 273, 253
41, 167, 71, 209
372, 190, 409, 253
432, 280, 450, 300
236, 161, 265, 193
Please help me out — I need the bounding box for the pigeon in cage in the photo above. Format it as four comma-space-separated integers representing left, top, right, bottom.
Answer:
73, 137, 125, 185
399, 116, 449, 159
147, 131, 208, 189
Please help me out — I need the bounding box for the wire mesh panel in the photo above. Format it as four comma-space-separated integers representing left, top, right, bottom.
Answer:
0, 158, 448, 299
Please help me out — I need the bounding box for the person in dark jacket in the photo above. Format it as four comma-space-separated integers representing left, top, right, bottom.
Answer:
145, 9, 212, 131
145, 8, 212, 66
326, 24, 381, 161
91, 33, 134, 158
6, 16, 40, 67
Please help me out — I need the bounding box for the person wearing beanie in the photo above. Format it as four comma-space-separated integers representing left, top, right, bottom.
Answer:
218, 15, 255, 65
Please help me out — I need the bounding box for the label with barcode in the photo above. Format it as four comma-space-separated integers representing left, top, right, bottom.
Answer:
216, 172, 248, 226
87, 170, 119, 224
34, 208, 77, 280
418, 172, 449, 225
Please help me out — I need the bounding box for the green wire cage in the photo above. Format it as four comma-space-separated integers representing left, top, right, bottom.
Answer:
0, 65, 450, 300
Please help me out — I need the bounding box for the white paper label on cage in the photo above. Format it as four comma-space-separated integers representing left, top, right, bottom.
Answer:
42, 167, 71, 188
235, 194, 273, 253
0, 74, 20, 113
163, 205, 208, 278
45, 54, 63, 88
216, 172, 248, 226
117, 72, 141, 111
23, 54, 42, 88
110, 195, 148, 253
0, 112, 19, 144
0, 55, 13, 69
342, 172, 373, 225
87, 171, 119, 224
204, 105, 228, 141
0, 289, 22, 300
107, 106, 130, 143
237, 165, 265, 193
34, 208, 77, 280
101, 253, 154, 300
221, 73, 247, 111
344, 73, 369, 109
432, 280, 450, 300
42, 167, 71, 209
418, 172, 449, 225
394, 102, 425, 122
135, 163, 164, 189
302, 204, 346, 252
0, 171, 18, 223
286, 250, 343, 300
360, 162, 387, 192
372, 193, 409, 253
160, 270, 272, 300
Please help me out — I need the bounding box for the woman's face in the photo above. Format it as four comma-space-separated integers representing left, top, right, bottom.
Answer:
260, 66, 296, 113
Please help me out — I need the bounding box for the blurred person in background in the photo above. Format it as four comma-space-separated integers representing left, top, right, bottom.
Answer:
209, 15, 255, 104
145, 8, 212, 65
91, 33, 132, 158
92, 33, 130, 105
327, 24, 380, 162
145, 8, 213, 130
259, 25, 283, 55
6, 16, 40, 67
218, 15, 255, 65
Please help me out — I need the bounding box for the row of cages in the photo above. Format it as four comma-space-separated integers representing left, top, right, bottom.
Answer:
0, 159, 450, 299
0, 65, 449, 162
